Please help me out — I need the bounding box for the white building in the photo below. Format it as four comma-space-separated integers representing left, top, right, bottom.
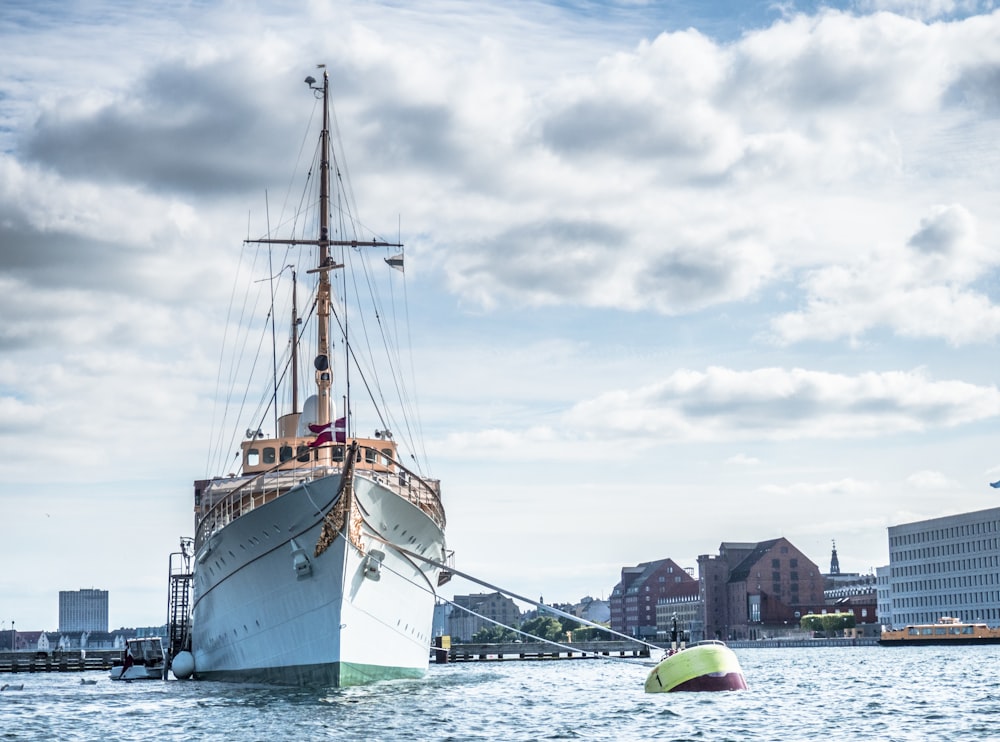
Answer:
58, 589, 109, 633
887, 506, 1000, 628
876, 565, 892, 626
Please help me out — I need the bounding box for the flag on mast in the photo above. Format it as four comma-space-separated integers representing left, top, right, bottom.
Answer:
308, 421, 332, 448
307, 418, 346, 446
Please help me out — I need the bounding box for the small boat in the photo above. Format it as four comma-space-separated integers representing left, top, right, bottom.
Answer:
879, 616, 1000, 646
80, 678, 97, 685
644, 641, 748, 693
109, 638, 165, 681
0, 684, 23, 691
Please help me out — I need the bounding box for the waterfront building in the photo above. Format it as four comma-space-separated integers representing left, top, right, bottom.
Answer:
654, 593, 704, 642
3, 631, 52, 653
699, 538, 825, 640
887, 506, 1000, 628
573, 596, 610, 624
58, 588, 109, 633
448, 592, 521, 642
610, 558, 698, 639
876, 565, 892, 625
432, 601, 451, 639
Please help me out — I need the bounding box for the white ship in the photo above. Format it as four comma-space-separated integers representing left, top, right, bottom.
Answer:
188, 68, 449, 686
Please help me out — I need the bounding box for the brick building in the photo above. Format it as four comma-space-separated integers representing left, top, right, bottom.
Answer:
610, 558, 698, 639
699, 538, 824, 640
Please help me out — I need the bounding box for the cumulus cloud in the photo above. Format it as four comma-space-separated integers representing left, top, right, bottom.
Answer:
426, 9, 1000, 324
855, 0, 988, 21
5, 6, 999, 331
563, 366, 1000, 441
770, 204, 1000, 345
21, 59, 306, 196
905, 469, 956, 488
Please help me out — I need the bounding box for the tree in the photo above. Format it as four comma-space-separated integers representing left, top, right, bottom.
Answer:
520, 616, 565, 642
800, 612, 855, 637
558, 615, 580, 635
570, 626, 612, 642
821, 612, 855, 636
471, 624, 518, 643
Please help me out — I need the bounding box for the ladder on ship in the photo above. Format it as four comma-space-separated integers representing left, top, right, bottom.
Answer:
166, 538, 194, 667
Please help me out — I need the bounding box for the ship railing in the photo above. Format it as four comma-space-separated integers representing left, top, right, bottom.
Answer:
195, 443, 445, 549
355, 443, 446, 530
195, 465, 341, 548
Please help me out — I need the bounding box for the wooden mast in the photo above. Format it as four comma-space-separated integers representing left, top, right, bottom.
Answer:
248, 67, 402, 466
290, 268, 299, 416
314, 68, 333, 456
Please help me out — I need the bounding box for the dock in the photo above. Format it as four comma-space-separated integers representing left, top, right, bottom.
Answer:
0, 650, 116, 674
437, 636, 880, 662
441, 640, 651, 662
727, 637, 879, 648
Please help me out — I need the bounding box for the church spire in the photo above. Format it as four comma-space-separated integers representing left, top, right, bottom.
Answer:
830, 539, 841, 575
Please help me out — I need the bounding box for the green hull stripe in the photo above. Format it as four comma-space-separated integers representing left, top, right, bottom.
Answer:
195, 660, 425, 688
339, 661, 424, 687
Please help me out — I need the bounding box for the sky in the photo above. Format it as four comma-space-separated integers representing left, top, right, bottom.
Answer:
2, 0, 999, 631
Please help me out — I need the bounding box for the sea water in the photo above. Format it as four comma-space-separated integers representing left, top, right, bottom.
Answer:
2, 646, 999, 740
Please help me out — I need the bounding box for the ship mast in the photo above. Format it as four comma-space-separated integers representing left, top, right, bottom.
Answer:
248, 67, 402, 463
290, 268, 299, 415
314, 69, 333, 436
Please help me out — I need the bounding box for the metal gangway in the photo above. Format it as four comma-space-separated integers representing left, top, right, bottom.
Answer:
165, 537, 194, 677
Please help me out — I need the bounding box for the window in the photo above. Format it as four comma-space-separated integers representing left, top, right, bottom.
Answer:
262, 447, 276, 464
332, 446, 344, 462
280, 445, 293, 462
247, 448, 260, 466
296, 445, 311, 463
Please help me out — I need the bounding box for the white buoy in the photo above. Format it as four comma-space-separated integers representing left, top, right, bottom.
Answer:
171, 651, 195, 680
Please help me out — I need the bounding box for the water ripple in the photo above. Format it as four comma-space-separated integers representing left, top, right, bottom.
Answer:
3, 647, 1000, 740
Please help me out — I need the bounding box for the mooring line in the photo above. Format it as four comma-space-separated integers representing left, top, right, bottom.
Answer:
439, 594, 654, 665
366, 533, 663, 655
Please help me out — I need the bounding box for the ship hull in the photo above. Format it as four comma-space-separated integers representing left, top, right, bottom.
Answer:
191, 472, 445, 686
